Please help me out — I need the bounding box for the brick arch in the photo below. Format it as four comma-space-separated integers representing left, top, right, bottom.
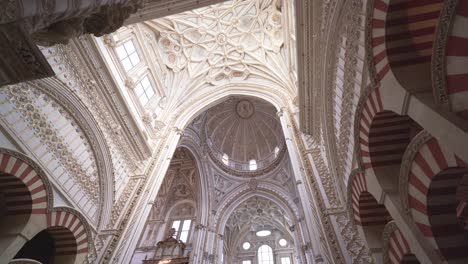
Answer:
403, 136, 468, 263
371, 0, 443, 90
46, 209, 90, 256
357, 88, 421, 190
382, 221, 421, 264
350, 172, 392, 226
445, 1, 468, 120
0, 150, 49, 215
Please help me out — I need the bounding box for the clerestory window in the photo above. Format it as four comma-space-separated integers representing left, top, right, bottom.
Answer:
116, 40, 140, 71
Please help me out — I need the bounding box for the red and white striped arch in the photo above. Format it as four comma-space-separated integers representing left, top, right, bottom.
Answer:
359, 88, 384, 169
371, 0, 443, 83
0, 152, 48, 215
351, 172, 392, 226
446, 0, 468, 120
47, 210, 89, 255
383, 222, 420, 264
359, 88, 418, 171
405, 137, 468, 262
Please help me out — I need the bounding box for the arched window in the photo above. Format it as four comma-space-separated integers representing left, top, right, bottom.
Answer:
257, 245, 273, 264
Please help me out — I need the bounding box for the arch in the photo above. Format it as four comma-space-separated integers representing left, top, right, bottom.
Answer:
213, 185, 304, 263
350, 172, 391, 226
348, 171, 392, 263
176, 141, 211, 227
171, 83, 290, 130
46, 208, 91, 257
357, 88, 422, 192
0, 149, 52, 260
401, 135, 468, 263
214, 185, 299, 233
0, 149, 94, 262
0, 150, 49, 215
118, 87, 294, 263
443, 1, 468, 120
257, 244, 274, 264
382, 221, 420, 264
370, 0, 443, 94
34, 78, 115, 229
12, 207, 92, 263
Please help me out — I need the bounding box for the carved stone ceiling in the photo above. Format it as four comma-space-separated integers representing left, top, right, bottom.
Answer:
145, 0, 286, 85
225, 196, 290, 232
143, 0, 296, 104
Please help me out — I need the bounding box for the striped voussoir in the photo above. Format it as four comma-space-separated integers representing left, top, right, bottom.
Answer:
446, 0, 468, 120
352, 172, 392, 226
372, 0, 443, 81
47, 211, 88, 255
386, 227, 420, 264
407, 137, 468, 262
360, 89, 415, 169
0, 153, 47, 214
359, 88, 384, 169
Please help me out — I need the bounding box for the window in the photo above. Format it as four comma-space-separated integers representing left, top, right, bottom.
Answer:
256, 230, 271, 237
222, 153, 229, 165
258, 245, 273, 264
134, 76, 155, 105
170, 219, 192, 243
249, 159, 257, 171
274, 146, 280, 158
280, 257, 291, 264
279, 238, 287, 247
242, 261, 252, 264
242, 242, 251, 250
116, 40, 140, 71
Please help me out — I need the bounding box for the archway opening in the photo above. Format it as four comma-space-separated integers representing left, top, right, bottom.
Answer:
401, 254, 420, 264
384, 0, 443, 96
427, 167, 468, 263
368, 110, 422, 192
356, 191, 392, 263
13, 230, 55, 263
224, 196, 296, 264
0, 172, 32, 252
13, 226, 77, 263
133, 148, 199, 263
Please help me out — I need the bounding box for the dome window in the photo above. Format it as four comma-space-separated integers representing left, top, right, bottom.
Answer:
279, 238, 287, 247
222, 153, 229, 165
274, 146, 280, 158
249, 159, 257, 171
242, 242, 251, 250
255, 230, 271, 237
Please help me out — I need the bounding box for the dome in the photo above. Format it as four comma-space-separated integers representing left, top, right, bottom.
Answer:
205, 96, 285, 172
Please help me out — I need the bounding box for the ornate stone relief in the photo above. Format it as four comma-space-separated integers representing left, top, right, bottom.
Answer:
303, 132, 340, 208
225, 196, 291, 232
335, 213, 374, 264
0, 84, 99, 217
144, 0, 288, 86
42, 40, 149, 167
431, 0, 458, 108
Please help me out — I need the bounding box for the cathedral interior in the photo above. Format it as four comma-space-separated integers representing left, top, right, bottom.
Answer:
0, 0, 468, 263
